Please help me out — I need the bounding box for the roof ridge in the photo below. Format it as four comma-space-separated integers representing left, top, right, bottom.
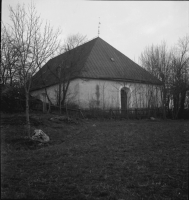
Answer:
75, 36, 98, 49
53, 36, 99, 59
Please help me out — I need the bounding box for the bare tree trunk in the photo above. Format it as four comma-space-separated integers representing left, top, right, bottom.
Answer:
43, 101, 47, 113
25, 90, 31, 137
61, 92, 66, 109
173, 94, 179, 119
161, 88, 167, 119
47, 102, 51, 113
178, 90, 186, 118
44, 87, 52, 114
59, 82, 61, 114
65, 102, 68, 118
162, 99, 166, 119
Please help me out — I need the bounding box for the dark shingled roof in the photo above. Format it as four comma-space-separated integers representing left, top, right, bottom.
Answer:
31, 37, 162, 91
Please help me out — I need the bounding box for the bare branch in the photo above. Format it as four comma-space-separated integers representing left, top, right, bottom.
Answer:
3, 3, 62, 136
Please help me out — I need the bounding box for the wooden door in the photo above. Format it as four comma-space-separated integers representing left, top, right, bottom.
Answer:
121, 88, 127, 111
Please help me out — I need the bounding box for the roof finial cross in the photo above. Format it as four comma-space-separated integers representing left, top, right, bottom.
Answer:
98, 17, 101, 37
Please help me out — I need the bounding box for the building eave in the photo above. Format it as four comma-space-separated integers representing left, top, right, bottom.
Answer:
30, 76, 162, 92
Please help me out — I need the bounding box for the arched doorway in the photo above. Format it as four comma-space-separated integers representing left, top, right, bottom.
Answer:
121, 87, 129, 111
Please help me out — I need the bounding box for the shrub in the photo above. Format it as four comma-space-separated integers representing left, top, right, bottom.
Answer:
0, 84, 42, 113
0, 84, 25, 113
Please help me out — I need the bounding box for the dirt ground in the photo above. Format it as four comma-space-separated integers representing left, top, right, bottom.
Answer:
1, 112, 189, 199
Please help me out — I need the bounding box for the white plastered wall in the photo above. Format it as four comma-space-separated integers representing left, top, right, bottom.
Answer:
30, 78, 162, 109
78, 79, 162, 109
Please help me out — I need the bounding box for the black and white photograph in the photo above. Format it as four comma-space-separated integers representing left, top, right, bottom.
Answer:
1, 0, 189, 199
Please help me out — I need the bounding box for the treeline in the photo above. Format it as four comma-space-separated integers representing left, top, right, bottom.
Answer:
140, 37, 189, 119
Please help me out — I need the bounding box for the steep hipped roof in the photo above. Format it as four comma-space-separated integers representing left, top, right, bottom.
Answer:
31, 37, 161, 91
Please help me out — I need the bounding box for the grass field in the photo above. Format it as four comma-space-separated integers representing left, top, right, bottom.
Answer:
1, 112, 189, 199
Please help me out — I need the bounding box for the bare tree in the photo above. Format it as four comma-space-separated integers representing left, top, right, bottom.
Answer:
140, 37, 189, 119
5, 3, 61, 137
140, 42, 172, 118
45, 33, 87, 114
1, 26, 20, 86
170, 36, 189, 118
60, 34, 87, 110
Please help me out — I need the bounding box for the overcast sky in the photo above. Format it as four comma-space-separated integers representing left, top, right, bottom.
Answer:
2, 0, 189, 63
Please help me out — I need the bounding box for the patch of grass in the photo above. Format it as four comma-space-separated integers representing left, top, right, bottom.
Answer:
1, 112, 189, 199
